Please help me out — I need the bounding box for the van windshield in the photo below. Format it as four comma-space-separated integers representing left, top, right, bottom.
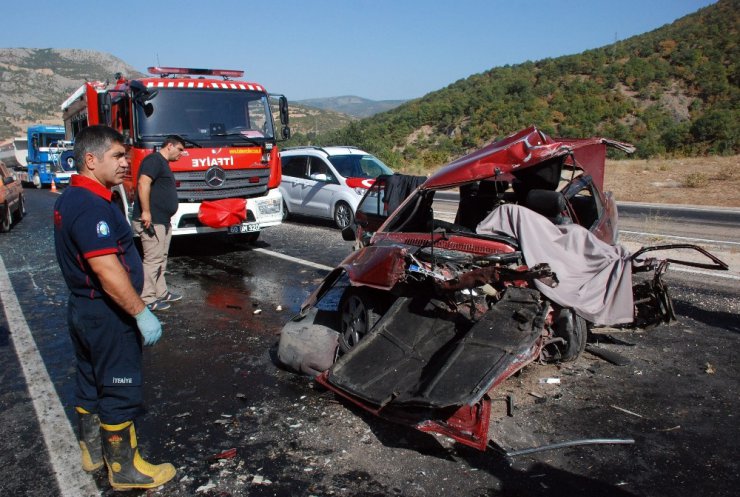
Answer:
328, 154, 393, 179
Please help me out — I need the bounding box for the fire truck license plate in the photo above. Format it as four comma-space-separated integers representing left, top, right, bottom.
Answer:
227, 223, 260, 234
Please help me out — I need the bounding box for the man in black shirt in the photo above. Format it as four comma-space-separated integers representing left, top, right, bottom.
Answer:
132, 136, 185, 311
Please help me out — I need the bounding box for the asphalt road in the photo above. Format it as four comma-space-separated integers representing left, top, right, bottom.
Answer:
0, 189, 738, 497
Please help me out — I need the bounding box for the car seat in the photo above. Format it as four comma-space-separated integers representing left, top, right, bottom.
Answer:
455, 180, 509, 230
525, 189, 572, 225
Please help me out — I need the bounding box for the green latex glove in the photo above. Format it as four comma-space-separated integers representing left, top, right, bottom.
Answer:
134, 307, 162, 346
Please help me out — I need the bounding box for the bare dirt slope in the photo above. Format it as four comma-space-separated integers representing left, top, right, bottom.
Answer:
604, 155, 740, 208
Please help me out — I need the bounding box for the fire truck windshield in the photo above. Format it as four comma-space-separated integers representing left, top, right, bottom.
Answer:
135, 88, 275, 145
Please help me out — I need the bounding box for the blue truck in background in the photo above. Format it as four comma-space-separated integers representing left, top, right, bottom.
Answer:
15, 125, 75, 188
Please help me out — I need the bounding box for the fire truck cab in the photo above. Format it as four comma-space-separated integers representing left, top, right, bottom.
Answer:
61, 66, 290, 240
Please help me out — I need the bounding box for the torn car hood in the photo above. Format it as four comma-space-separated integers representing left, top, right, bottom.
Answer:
422, 125, 634, 191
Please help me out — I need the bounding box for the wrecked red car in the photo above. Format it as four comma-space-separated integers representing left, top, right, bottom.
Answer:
277, 126, 727, 453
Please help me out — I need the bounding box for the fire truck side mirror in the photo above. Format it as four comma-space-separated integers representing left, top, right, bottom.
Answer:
279, 96, 289, 125
279, 96, 290, 139
98, 93, 112, 126
131, 81, 158, 105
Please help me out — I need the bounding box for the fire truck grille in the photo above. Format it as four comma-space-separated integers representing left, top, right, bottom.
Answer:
174, 169, 270, 201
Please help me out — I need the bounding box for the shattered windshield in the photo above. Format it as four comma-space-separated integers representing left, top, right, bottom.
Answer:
135, 88, 275, 144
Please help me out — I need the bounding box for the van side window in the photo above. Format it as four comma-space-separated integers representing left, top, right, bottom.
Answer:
308, 157, 337, 183
282, 156, 308, 179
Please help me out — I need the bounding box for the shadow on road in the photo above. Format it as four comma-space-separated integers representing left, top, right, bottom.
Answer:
165, 232, 266, 258
335, 401, 638, 497
673, 299, 740, 333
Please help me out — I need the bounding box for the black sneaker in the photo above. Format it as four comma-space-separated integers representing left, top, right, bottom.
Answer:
147, 300, 171, 311
164, 291, 182, 302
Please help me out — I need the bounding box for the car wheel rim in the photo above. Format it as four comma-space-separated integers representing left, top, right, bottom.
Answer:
341, 295, 366, 348
336, 204, 351, 229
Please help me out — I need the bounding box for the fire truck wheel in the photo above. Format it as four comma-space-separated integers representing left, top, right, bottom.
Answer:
33, 173, 41, 189
244, 232, 260, 244
230, 232, 260, 244
0, 204, 11, 232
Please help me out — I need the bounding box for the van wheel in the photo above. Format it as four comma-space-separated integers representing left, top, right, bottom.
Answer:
282, 200, 289, 221
334, 201, 353, 229
33, 173, 42, 189
0, 204, 11, 232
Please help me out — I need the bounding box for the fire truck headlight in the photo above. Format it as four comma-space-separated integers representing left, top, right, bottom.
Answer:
257, 197, 281, 215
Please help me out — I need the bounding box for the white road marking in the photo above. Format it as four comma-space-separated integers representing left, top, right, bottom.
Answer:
668, 265, 740, 281
252, 247, 334, 271
0, 255, 99, 497
617, 201, 740, 213
621, 230, 740, 247
256, 235, 739, 281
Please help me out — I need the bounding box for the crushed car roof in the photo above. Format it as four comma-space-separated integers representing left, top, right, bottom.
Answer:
421, 125, 635, 191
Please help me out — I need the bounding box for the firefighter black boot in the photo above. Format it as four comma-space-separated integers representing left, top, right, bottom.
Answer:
76, 407, 103, 472
100, 420, 176, 490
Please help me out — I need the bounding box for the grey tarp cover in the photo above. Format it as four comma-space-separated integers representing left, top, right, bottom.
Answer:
476, 204, 634, 325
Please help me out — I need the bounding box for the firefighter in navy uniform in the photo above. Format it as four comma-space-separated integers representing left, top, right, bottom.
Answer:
53, 125, 175, 490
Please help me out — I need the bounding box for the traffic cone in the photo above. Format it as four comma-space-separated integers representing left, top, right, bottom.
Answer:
50, 177, 57, 193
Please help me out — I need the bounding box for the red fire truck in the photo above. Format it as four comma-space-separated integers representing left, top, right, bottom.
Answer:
60, 66, 290, 240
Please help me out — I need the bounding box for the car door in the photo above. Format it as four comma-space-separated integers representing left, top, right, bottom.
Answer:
280, 155, 309, 215
0, 165, 19, 204
350, 175, 392, 244
561, 174, 617, 244
302, 156, 341, 218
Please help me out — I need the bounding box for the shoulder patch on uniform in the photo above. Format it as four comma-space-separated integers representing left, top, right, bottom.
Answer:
96, 221, 111, 238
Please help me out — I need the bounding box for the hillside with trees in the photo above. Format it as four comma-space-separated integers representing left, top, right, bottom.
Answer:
292, 0, 738, 169
288, 103, 356, 137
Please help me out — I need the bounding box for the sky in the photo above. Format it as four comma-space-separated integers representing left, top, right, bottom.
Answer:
0, 0, 717, 101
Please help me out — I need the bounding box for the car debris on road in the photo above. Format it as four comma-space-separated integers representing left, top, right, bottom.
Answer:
275, 126, 728, 457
